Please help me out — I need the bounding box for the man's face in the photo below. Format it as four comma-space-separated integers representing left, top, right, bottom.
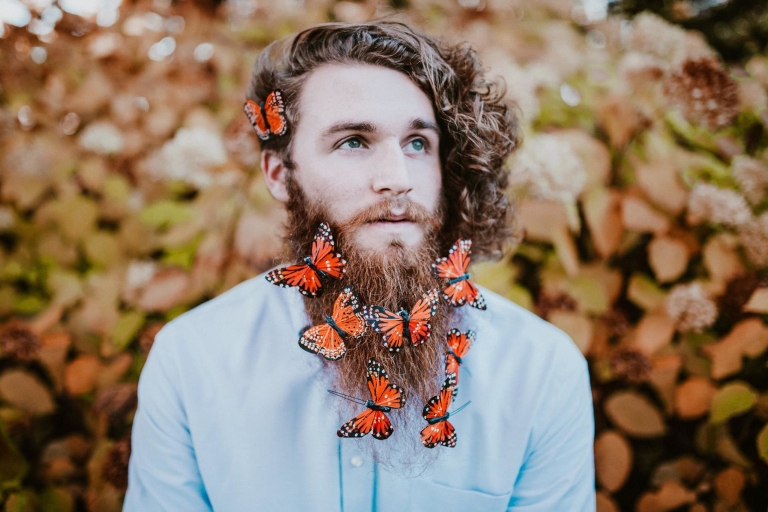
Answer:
283, 63, 443, 254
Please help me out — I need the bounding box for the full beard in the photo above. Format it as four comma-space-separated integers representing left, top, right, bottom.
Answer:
282, 174, 456, 474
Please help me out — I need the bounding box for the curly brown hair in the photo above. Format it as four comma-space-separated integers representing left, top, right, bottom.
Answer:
246, 18, 522, 260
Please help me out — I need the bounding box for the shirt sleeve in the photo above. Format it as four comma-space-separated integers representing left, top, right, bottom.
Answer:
506, 351, 596, 511
123, 323, 213, 512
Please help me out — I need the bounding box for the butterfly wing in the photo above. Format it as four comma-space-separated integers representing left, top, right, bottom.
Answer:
466, 281, 487, 310
445, 352, 460, 397
263, 90, 287, 136
420, 419, 457, 448
432, 239, 471, 279
265, 264, 323, 297
370, 411, 394, 440
337, 408, 376, 438
363, 306, 406, 352
407, 289, 439, 346
366, 358, 405, 409
298, 324, 345, 360
310, 222, 346, 281
421, 379, 458, 448
243, 99, 270, 140
422, 383, 454, 423
332, 286, 366, 338
447, 329, 475, 359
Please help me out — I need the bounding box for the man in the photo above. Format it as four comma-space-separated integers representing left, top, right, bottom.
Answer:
124, 20, 595, 512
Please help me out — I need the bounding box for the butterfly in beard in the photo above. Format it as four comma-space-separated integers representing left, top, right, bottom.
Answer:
432, 239, 486, 310
298, 285, 366, 360
265, 222, 346, 297
420, 377, 471, 448
243, 90, 287, 140
444, 328, 475, 398
330, 359, 406, 440
362, 289, 440, 352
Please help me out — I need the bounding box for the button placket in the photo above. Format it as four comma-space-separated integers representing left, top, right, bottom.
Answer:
339, 440, 375, 511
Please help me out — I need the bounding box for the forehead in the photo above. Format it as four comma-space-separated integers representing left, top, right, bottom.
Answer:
296, 63, 437, 132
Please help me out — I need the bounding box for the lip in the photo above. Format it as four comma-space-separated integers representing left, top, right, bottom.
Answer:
366, 218, 416, 229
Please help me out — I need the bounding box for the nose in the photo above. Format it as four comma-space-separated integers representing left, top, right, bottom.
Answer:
371, 139, 412, 197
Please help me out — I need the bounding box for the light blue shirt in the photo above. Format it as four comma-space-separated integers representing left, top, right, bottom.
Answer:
124, 272, 596, 511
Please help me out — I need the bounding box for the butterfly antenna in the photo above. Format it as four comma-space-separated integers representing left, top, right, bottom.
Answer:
450, 400, 472, 416
463, 367, 473, 378
327, 390, 367, 405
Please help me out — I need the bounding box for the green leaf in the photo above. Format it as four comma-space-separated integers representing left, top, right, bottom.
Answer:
111, 311, 146, 350
627, 274, 667, 311
138, 201, 194, 229
4, 489, 40, 512
710, 381, 758, 424
39, 487, 73, 512
0, 421, 28, 490
83, 231, 121, 268
758, 423, 768, 465
12, 295, 46, 315
54, 196, 99, 241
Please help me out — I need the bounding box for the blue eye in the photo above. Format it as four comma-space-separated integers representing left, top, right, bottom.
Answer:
409, 138, 427, 152
341, 138, 363, 149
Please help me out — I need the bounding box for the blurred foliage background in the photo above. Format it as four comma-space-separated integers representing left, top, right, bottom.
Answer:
1, 0, 767, 510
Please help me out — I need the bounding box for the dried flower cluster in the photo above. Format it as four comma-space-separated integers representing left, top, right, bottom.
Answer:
509, 133, 587, 202
0, 322, 41, 361
663, 57, 740, 131
535, 291, 578, 319
732, 155, 768, 205
102, 434, 132, 492
94, 383, 139, 423
610, 347, 652, 383
664, 282, 718, 333
738, 212, 768, 267
686, 182, 752, 228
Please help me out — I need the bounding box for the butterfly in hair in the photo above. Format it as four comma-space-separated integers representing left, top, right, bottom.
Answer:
362, 288, 440, 352
265, 222, 346, 297
420, 376, 471, 448
432, 238, 486, 310
298, 285, 366, 360
444, 328, 475, 398
330, 358, 406, 440
243, 89, 288, 140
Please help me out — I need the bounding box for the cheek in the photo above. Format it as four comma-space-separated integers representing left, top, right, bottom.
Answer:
412, 160, 443, 209
296, 168, 369, 219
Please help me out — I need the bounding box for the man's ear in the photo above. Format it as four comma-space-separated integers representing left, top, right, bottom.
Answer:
260, 149, 290, 203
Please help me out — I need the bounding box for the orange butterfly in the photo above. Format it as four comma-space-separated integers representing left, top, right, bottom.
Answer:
331, 359, 406, 440
444, 328, 475, 398
362, 289, 440, 352
266, 222, 346, 297
432, 239, 486, 310
243, 90, 288, 140
420, 377, 471, 448
298, 286, 366, 360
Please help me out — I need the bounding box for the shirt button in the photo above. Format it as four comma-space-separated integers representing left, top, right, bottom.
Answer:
350, 456, 364, 467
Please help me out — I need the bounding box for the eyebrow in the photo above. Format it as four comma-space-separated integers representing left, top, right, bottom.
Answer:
320, 118, 441, 139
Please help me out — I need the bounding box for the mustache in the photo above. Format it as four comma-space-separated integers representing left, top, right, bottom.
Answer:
343, 198, 443, 230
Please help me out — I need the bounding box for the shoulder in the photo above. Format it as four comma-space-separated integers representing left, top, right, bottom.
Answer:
468, 284, 587, 376
149, 272, 303, 358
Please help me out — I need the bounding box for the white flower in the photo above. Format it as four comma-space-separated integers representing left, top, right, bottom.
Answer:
78, 121, 124, 155
510, 133, 587, 202
687, 182, 751, 228
732, 155, 768, 205
125, 260, 157, 292
146, 127, 228, 189
665, 282, 718, 333
738, 212, 768, 267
